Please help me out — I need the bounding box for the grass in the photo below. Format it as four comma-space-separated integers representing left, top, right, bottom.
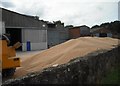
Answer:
101, 65, 120, 84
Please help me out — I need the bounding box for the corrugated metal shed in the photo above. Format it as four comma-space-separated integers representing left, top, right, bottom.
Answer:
47, 21, 68, 48
1, 8, 47, 51
69, 25, 90, 39
118, 1, 120, 21
2, 8, 46, 28
79, 25, 90, 36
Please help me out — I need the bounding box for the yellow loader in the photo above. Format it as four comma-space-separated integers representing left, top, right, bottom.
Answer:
0, 40, 21, 77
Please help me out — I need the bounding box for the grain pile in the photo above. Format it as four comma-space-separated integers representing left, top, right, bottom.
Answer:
14, 37, 119, 78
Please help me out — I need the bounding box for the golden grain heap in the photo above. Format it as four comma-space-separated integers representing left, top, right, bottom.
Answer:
14, 37, 119, 78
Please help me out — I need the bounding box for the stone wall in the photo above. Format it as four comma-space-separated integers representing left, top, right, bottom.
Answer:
3, 46, 119, 85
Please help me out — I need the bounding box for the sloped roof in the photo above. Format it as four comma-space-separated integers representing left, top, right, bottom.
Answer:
1, 8, 47, 29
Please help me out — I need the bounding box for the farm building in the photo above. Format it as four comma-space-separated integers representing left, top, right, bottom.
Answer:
69, 25, 90, 39
47, 21, 69, 48
0, 21, 5, 36
1, 8, 47, 51
118, 1, 120, 21
90, 27, 112, 37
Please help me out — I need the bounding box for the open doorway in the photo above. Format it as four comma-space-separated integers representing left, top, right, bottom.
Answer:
6, 28, 22, 51
99, 33, 107, 37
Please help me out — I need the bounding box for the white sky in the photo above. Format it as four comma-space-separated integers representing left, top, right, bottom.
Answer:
0, 0, 119, 27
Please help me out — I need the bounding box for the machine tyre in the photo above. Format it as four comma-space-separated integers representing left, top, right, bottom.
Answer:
2, 68, 16, 77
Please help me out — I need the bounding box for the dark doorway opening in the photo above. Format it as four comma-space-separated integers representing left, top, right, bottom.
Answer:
99, 33, 107, 37
6, 28, 22, 51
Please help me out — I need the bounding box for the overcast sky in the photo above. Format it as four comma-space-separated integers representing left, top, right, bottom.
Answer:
0, 0, 119, 27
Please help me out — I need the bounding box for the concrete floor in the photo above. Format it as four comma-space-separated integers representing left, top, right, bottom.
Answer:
16, 50, 42, 61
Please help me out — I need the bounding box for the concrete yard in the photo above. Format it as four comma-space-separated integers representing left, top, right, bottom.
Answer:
16, 51, 42, 62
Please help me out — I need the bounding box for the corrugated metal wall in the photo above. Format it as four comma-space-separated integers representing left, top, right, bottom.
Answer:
47, 27, 68, 48
47, 30, 59, 47
59, 31, 68, 43
0, 8, 2, 21
107, 33, 112, 37
80, 27, 90, 36
118, 1, 120, 21
0, 21, 5, 35
22, 29, 47, 51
